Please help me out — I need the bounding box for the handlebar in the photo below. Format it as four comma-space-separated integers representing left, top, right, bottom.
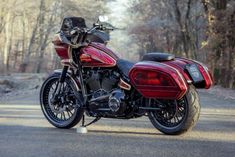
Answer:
70, 23, 113, 36
60, 22, 113, 48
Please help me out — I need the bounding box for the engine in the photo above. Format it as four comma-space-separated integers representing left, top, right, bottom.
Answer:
84, 69, 127, 117
85, 69, 119, 92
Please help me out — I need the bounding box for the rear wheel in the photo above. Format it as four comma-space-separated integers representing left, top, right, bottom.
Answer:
40, 74, 84, 129
148, 85, 200, 135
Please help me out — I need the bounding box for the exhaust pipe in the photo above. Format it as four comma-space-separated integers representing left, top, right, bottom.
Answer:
89, 94, 110, 102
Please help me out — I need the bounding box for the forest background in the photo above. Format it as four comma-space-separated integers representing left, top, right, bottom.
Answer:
0, 0, 234, 88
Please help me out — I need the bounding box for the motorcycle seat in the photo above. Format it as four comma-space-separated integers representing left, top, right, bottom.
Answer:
142, 52, 175, 62
117, 59, 135, 78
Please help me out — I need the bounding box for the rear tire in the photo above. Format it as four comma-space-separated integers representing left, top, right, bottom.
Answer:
148, 85, 200, 135
40, 74, 84, 129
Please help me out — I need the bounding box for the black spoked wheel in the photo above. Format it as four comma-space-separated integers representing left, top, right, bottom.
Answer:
150, 98, 187, 128
148, 85, 200, 135
40, 74, 84, 129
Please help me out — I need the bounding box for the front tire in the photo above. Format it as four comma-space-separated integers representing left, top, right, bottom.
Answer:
40, 74, 84, 129
148, 85, 200, 135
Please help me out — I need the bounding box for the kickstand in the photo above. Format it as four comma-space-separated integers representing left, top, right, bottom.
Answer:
84, 116, 101, 127
77, 114, 101, 134
81, 114, 101, 127
82, 114, 85, 127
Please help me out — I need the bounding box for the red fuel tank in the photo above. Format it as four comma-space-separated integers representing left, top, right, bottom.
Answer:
80, 43, 118, 67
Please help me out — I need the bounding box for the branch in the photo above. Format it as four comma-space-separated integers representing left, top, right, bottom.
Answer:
173, 0, 183, 28
185, 0, 192, 20
201, 0, 209, 13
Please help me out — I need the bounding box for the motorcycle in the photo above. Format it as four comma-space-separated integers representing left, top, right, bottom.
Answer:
40, 16, 213, 135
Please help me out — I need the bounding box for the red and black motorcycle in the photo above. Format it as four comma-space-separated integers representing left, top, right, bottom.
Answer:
40, 16, 213, 135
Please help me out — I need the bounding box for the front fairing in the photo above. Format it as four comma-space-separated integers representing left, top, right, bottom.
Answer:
87, 30, 110, 44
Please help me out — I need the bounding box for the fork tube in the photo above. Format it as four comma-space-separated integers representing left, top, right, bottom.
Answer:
54, 66, 68, 95
77, 64, 87, 106
60, 66, 69, 83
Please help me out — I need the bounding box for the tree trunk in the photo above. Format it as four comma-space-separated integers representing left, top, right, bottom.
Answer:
36, 0, 58, 73
13, 40, 20, 69
3, 12, 12, 72
21, 0, 45, 72
173, 0, 193, 58
226, 49, 234, 88
21, 11, 27, 63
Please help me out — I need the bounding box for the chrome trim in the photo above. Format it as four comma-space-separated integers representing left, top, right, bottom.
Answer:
68, 46, 72, 59
118, 78, 131, 90
187, 80, 193, 84
162, 63, 187, 89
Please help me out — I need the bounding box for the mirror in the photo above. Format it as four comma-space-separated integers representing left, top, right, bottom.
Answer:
98, 16, 109, 22
63, 18, 73, 30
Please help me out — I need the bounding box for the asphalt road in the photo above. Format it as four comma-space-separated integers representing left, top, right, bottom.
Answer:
0, 90, 235, 157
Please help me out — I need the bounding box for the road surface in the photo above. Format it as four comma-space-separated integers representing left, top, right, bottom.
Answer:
0, 90, 235, 157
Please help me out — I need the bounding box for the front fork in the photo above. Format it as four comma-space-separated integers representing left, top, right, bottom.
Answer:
55, 65, 87, 107
54, 66, 69, 96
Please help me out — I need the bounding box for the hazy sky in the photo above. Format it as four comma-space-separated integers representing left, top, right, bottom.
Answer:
107, 0, 131, 27
106, 0, 139, 60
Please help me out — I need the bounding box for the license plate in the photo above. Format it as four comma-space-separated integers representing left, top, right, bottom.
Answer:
186, 64, 204, 83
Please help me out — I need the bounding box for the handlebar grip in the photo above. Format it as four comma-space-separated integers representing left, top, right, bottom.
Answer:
70, 30, 77, 35
106, 28, 114, 31
70, 27, 83, 35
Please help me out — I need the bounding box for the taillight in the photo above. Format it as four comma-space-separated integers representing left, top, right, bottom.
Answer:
132, 70, 175, 86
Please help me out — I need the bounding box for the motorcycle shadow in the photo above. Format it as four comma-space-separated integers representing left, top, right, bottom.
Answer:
88, 129, 163, 136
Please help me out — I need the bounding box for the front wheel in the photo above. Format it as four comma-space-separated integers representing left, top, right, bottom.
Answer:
148, 85, 200, 135
40, 74, 84, 129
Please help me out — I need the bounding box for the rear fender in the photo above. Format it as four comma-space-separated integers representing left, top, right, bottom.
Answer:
164, 58, 213, 89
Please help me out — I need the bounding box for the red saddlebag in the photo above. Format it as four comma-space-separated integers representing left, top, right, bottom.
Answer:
129, 61, 188, 100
